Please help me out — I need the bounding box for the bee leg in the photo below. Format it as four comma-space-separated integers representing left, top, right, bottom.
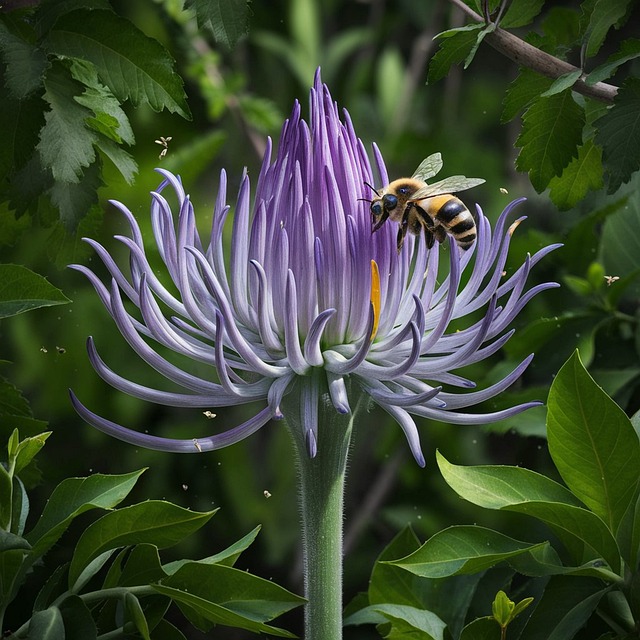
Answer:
372, 209, 389, 233
424, 228, 435, 249
396, 205, 411, 253
434, 226, 448, 244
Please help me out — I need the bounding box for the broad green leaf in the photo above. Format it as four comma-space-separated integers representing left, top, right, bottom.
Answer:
427, 25, 484, 84
11, 475, 29, 536
14, 431, 51, 474
616, 488, 640, 569
0, 20, 47, 99
26, 469, 145, 557
0, 548, 24, 603
595, 78, 640, 193
27, 607, 64, 640
71, 549, 118, 592
46, 9, 190, 118
125, 592, 151, 640
540, 70, 582, 97
163, 525, 260, 575
95, 137, 137, 185
119, 543, 166, 586
0, 530, 31, 552
587, 38, 640, 85
34, 0, 113, 37
59, 595, 97, 640
37, 62, 97, 183
582, 0, 632, 58
515, 91, 585, 192
460, 617, 501, 640
33, 564, 67, 612
185, 0, 249, 50
519, 576, 609, 640
149, 619, 187, 640
502, 69, 554, 123
0, 264, 70, 319
68, 501, 216, 587
548, 139, 604, 210
389, 526, 549, 579
500, 0, 545, 28
154, 563, 303, 637
547, 352, 640, 533
345, 604, 447, 640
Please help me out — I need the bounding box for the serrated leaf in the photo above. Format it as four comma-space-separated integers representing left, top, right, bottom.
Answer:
0, 264, 70, 319
540, 70, 583, 97
515, 91, 585, 192
185, 0, 249, 50
595, 78, 640, 193
583, 0, 632, 58
547, 351, 640, 533
95, 137, 137, 185
502, 68, 554, 124
500, 0, 545, 28
548, 139, 603, 210
68, 501, 216, 587
587, 38, 640, 85
45, 9, 190, 118
34, 0, 113, 37
37, 63, 97, 183
26, 469, 145, 557
427, 25, 484, 84
389, 526, 549, 579
0, 20, 47, 99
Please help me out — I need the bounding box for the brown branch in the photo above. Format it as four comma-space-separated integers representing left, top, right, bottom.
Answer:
446, 0, 618, 104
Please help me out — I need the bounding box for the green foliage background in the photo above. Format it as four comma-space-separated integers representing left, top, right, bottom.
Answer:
1, 0, 640, 637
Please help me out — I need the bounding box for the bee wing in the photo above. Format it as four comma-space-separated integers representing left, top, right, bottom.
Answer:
410, 175, 486, 199
412, 153, 443, 182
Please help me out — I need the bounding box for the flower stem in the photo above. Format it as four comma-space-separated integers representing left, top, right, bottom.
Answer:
283, 381, 362, 640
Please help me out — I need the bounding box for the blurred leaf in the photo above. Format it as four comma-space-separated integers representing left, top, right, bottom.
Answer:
26, 469, 145, 557
518, 576, 609, 640
548, 139, 603, 210
500, 0, 545, 28
237, 95, 282, 134
345, 604, 446, 640
587, 38, 640, 85
547, 351, 640, 533
34, 0, 113, 37
540, 70, 582, 97
428, 25, 484, 84
389, 526, 549, 578
27, 607, 64, 640
376, 47, 405, 126
582, 0, 632, 58
460, 617, 501, 640
595, 78, 640, 193
45, 9, 190, 118
37, 62, 97, 183
185, 0, 249, 50
68, 501, 216, 587
161, 130, 226, 186
154, 562, 304, 637
515, 91, 585, 192
149, 619, 187, 640
0, 264, 71, 319
0, 19, 47, 99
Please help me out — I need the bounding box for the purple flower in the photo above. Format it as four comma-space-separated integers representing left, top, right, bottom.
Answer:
70, 71, 559, 467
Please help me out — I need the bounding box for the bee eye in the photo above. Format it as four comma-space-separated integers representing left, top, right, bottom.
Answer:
383, 194, 398, 211
371, 201, 383, 217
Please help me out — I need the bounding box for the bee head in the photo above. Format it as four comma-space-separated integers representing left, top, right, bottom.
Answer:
382, 193, 398, 212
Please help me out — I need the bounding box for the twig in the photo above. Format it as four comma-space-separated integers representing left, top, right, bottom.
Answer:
446, 0, 618, 104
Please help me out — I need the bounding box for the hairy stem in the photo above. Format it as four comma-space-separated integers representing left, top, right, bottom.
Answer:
446, 0, 618, 103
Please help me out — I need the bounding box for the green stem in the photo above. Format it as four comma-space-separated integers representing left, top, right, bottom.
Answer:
282, 379, 362, 640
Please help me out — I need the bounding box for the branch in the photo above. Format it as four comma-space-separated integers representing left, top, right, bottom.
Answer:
447, 0, 618, 104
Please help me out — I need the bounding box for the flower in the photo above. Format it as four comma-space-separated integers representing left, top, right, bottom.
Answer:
70, 70, 559, 467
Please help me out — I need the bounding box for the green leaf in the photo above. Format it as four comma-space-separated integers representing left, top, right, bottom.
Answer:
27, 607, 64, 640
34, 0, 113, 37
617, 489, 640, 569
185, 0, 249, 50
0, 530, 31, 552
500, 0, 545, 28
582, 0, 632, 58
548, 139, 604, 210
436, 453, 620, 571
0, 264, 70, 319
94, 137, 137, 184
154, 563, 304, 637
125, 592, 151, 640
427, 25, 484, 84
26, 469, 145, 557
11, 476, 29, 536
45, 9, 190, 118
59, 595, 97, 640
460, 617, 501, 640
540, 70, 582, 97
587, 38, 640, 85
345, 604, 447, 639
502, 68, 554, 123
119, 544, 166, 586
14, 431, 51, 473
547, 351, 640, 533
0, 20, 47, 99
149, 619, 187, 640
519, 576, 609, 640
72, 549, 118, 592
68, 501, 216, 587
515, 91, 585, 192
595, 78, 640, 193
37, 62, 97, 183
389, 526, 549, 579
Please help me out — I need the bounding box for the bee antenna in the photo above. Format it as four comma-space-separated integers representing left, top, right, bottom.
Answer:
357, 197, 372, 204
364, 181, 380, 197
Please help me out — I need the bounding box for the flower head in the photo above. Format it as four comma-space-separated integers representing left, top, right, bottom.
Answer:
70, 71, 559, 466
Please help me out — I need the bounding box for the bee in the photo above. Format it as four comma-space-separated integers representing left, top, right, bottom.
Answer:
366, 153, 485, 253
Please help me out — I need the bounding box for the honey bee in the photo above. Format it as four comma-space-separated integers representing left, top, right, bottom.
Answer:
367, 153, 485, 253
